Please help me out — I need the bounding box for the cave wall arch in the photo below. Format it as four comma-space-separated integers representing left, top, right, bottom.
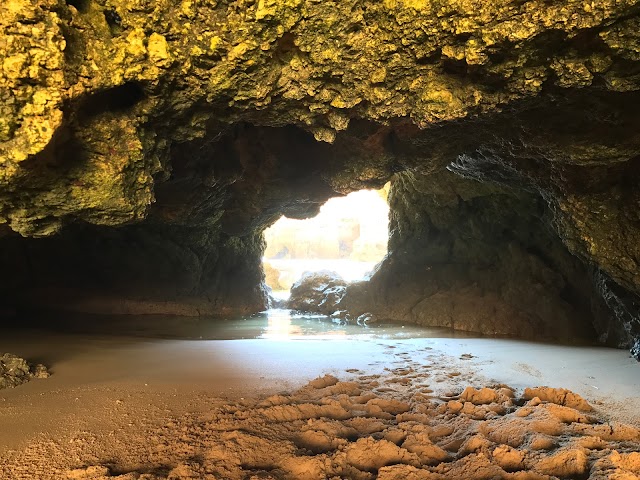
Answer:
1, 0, 640, 353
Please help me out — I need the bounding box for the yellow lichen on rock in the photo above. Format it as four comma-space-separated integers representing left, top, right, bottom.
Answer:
0, 0, 66, 168
148, 33, 171, 66
125, 28, 147, 59
1, 0, 640, 236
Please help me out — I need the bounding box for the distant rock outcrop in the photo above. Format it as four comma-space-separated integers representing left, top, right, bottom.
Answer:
288, 271, 347, 315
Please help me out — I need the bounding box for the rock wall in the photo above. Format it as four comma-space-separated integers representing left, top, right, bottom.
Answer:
0, 222, 267, 316
1, 0, 640, 350
341, 170, 628, 346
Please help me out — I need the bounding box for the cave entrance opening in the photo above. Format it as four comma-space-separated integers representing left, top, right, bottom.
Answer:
263, 184, 390, 299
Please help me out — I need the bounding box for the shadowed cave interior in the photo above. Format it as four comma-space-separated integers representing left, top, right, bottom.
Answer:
1, 114, 639, 351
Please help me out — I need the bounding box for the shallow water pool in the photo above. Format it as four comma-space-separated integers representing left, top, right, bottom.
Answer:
21, 308, 476, 341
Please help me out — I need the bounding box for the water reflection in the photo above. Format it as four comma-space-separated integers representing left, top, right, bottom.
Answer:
263, 309, 303, 339
261, 309, 347, 340
26, 309, 477, 341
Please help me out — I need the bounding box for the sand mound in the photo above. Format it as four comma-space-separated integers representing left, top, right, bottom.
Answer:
57, 372, 639, 480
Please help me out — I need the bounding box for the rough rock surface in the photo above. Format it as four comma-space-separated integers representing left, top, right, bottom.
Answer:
0, 353, 50, 389
1, 0, 640, 348
339, 170, 625, 344
288, 270, 347, 314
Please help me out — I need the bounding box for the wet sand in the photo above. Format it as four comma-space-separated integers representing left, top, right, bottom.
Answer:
0, 318, 638, 479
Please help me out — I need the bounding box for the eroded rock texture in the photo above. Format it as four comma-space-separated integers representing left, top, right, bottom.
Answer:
1, 0, 640, 350
0, 353, 49, 390
341, 171, 608, 342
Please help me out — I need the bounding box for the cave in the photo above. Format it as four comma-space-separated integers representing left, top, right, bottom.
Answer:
1, 0, 640, 478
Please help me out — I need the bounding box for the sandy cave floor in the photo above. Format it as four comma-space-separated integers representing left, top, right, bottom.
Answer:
0, 328, 639, 479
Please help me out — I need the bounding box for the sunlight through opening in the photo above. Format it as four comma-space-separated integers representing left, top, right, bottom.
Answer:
263, 183, 390, 298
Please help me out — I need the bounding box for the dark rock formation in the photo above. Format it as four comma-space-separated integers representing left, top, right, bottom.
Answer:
288, 270, 347, 314
341, 171, 611, 342
0, 353, 50, 390
1, 0, 640, 354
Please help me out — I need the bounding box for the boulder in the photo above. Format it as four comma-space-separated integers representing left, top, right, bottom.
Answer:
287, 271, 347, 314
0, 353, 50, 390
